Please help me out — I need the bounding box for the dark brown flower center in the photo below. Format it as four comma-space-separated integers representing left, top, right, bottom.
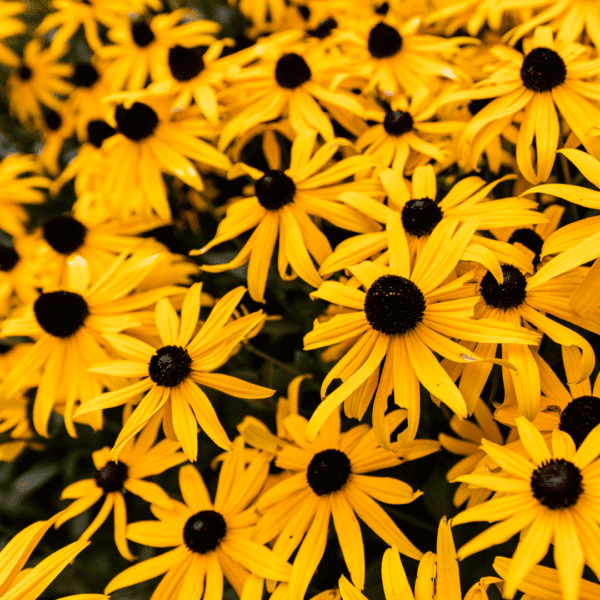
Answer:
309, 17, 337, 39
131, 21, 155, 47
184, 510, 227, 554
307, 449, 351, 495
530, 458, 583, 509
73, 63, 99, 87
44, 110, 62, 131
383, 109, 413, 136
168, 45, 205, 81
148, 345, 192, 387
43, 215, 87, 255
520, 47, 566, 92
34, 291, 89, 338
508, 228, 544, 266
401, 198, 443, 237
275, 53, 312, 89
17, 64, 32, 81
559, 395, 600, 449
87, 120, 117, 148
480, 265, 527, 310
0, 246, 19, 272
115, 102, 159, 141
96, 460, 129, 492
368, 22, 402, 59
255, 170, 296, 210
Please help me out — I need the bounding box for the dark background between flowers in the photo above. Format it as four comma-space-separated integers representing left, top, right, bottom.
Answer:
1, 0, 599, 598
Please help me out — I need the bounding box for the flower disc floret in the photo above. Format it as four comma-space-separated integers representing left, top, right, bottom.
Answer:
148, 345, 192, 387
364, 274, 426, 335
115, 102, 159, 141
559, 396, 600, 448
17, 64, 32, 81
34, 291, 89, 338
87, 120, 116, 148
42, 215, 87, 255
520, 47, 566, 93
274, 53, 312, 89
309, 17, 337, 39
183, 510, 227, 554
255, 170, 296, 210
306, 449, 351, 495
131, 21, 155, 47
401, 198, 443, 237
383, 109, 413, 136
368, 22, 403, 59
530, 458, 583, 509
508, 228, 544, 266
95, 460, 129, 492
168, 45, 205, 81
480, 265, 527, 310
73, 63, 99, 88
0, 246, 19, 272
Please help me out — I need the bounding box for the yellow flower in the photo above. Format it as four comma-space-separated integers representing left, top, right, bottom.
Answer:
55, 412, 186, 560
0, 1, 27, 67
105, 442, 292, 599
37, 106, 76, 176
75, 283, 274, 461
453, 416, 600, 600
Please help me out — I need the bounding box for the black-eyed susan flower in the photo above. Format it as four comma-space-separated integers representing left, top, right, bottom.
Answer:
440, 399, 517, 508
56, 412, 186, 560
97, 10, 220, 92
0, 154, 50, 237
7, 40, 73, 128
75, 283, 274, 460
445, 27, 600, 183
320, 165, 543, 278
193, 129, 382, 303
453, 416, 600, 600
0, 252, 186, 438
338, 517, 502, 600
105, 444, 292, 599
0, 1, 27, 67
100, 97, 231, 220
248, 408, 438, 600
305, 214, 539, 448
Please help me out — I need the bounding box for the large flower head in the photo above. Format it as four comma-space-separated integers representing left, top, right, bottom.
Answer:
453, 417, 600, 600
105, 442, 292, 599
75, 283, 275, 461
305, 214, 539, 448
0, 251, 186, 437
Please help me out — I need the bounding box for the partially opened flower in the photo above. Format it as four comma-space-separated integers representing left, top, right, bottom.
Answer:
105, 442, 292, 599
56, 412, 185, 560
305, 214, 539, 448
75, 283, 275, 461
453, 417, 600, 600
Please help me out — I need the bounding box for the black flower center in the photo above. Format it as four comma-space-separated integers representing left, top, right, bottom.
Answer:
364, 274, 426, 335
17, 64, 32, 81
467, 97, 493, 116
255, 170, 296, 210
87, 120, 117, 148
95, 460, 129, 492
559, 395, 600, 449
73, 63, 99, 87
44, 110, 62, 131
184, 510, 227, 554
43, 215, 87, 255
168, 45, 205, 81
115, 102, 159, 141
368, 22, 403, 59
275, 53, 312, 89
375, 2, 390, 14
508, 228, 544, 266
401, 198, 443, 237
297, 5, 310, 20
383, 109, 413, 136
480, 265, 527, 310
269, 458, 284, 474
309, 17, 337, 39
307, 449, 351, 495
131, 21, 155, 47
148, 345, 192, 387
0, 246, 19, 272
34, 291, 89, 338
520, 47, 566, 92
530, 458, 583, 509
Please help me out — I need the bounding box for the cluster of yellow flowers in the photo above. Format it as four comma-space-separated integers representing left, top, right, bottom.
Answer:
0, 0, 599, 599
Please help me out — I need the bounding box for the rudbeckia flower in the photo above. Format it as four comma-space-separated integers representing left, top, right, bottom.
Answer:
320, 165, 543, 278
0, 252, 186, 438
75, 283, 275, 461
97, 10, 220, 91
0, 1, 27, 67
0, 154, 51, 237
100, 97, 231, 220
338, 518, 502, 600
440, 399, 517, 508
105, 443, 292, 599
453, 417, 600, 600
7, 40, 73, 127
193, 129, 382, 303
305, 214, 539, 447
56, 412, 186, 560
246, 408, 438, 600
445, 27, 600, 183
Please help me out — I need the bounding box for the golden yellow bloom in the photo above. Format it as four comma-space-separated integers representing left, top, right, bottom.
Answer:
0, 1, 27, 67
